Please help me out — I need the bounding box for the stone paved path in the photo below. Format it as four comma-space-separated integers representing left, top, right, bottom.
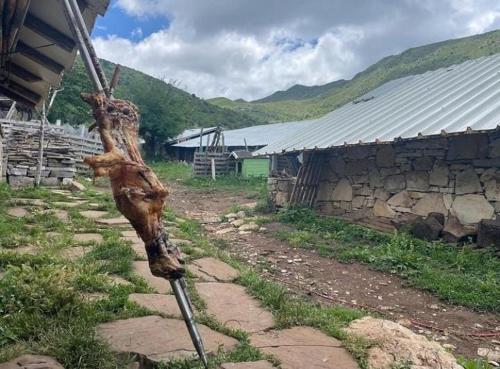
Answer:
79, 210, 108, 219
189, 257, 239, 282
250, 327, 359, 369
61, 246, 90, 260
97, 316, 238, 364
128, 293, 182, 318
96, 216, 130, 226
121, 230, 148, 258
74, 233, 103, 243
220, 361, 275, 369
132, 261, 172, 293
196, 282, 274, 333
7, 207, 29, 217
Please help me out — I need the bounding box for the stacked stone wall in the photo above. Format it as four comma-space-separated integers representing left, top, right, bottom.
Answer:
313, 131, 500, 227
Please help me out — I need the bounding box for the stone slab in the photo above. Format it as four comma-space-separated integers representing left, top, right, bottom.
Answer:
62, 246, 90, 260
97, 216, 130, 226
79, 210, 108, 219
130, 241, 148, 259
9, 198, 46, 207
133, 261, 171, 293
42, 209, 69, 222
74, 233, 103, 243
7, 207, 29, 217
97, 316, 237, 364
0, 354, 64, 369
250, 327, 359, 369
189, 257, 239, 282
220, 361, 275, 369
451, 194, 494, 224
128, 293, 182, 318
109, 275, 133, 287
53, 201, 86, 208
170, 238, 193, 246
196, 282, 274, 333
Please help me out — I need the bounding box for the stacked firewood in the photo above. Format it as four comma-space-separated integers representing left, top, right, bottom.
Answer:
4, 128, 76, 187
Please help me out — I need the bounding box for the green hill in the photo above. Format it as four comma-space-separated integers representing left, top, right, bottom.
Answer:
209, 29, 500, 122
50, 58, 259, 155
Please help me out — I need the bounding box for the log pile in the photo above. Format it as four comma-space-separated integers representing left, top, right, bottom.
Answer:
4, 128, 76, 187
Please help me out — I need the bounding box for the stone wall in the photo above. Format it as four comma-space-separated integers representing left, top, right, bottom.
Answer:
268, 177, 295, 207
314, 131, 500, 229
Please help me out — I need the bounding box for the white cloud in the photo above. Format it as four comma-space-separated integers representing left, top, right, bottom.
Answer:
94, 0, 500, 100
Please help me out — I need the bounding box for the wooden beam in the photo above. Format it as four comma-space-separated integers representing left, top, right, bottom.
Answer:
16, 40, 65, 74
7, 62, 43, 82
1, 79, 41, 103
0, 85, 35, 108
24, 13, 76, 52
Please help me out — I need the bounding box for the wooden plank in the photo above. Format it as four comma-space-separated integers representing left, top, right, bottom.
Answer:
16, 41, 65, 74
7, 62, 43, 82
24, 13, 76, 52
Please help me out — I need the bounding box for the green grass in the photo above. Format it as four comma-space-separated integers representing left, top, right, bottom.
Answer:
275, 207, 500, 312
149, 161, 267, 199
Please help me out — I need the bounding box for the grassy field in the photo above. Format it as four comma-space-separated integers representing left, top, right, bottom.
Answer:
274, 207, 500, 313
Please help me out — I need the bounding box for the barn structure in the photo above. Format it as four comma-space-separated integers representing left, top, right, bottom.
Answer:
256, 54, 500, 237
165, 120, 314, 163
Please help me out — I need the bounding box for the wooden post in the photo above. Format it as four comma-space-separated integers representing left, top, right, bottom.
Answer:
211, 158, 216, 181
34, 103, 46, 187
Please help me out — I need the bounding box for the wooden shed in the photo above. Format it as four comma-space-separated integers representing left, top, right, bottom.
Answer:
230, 151, 269, 178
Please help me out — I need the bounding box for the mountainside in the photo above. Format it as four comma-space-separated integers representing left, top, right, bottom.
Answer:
208, 29, 500, 122
254, 79, 348, 103
50, 58, 259, 154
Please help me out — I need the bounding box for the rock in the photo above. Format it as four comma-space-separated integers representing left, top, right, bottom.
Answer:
345, 317, 462, 369
376, 145, 395, 167
442, 215, 475, 243
9, 198, 45, 207
427, 212, 445, 226
69, 180, 86, 191
413, 157, 434, 171
412, 193, 447, 217
374, 188, 390, 201
352, 196, 366, 208
220, 361, 275, 369
43, 209, 69, 222
387, 190, 413, 208
79, 210, 108, 219
406, 171, 430, 191
239, 223, 259, 232
133, 261, 171, 293
384, 175, 406, 192
40, 177, 60, 186
170, 238, 192, 246
447, 134, 489, 160
74, 233, 103, 243
485, 179, 500, 201
410, 217, 443, 241
61, 246, 90, 260
232, 219, 246, 227
53, 201, 86, 208
455, 168, 482, 194
128, 293, 182, 318
451, 194, 494, 224
429, 161, 450, 187
236, 211, 246, 219
216, 228, 234, 235
478, 347, 500, 362
369, 168, 383, 188
96, 216, 130, 226
97, 316, 237, 364
189, 257, 239, 282
490, 138, 500, 157
225, 213, 238, 219
331, 179, 353, 201
8, 176, 34, 187
477, 219, 500, 249
0, 354, 64, 369
251, 327, 359, 369
196, 282, 274, 333
373, 200, 396, 218
7, 207, 29, 217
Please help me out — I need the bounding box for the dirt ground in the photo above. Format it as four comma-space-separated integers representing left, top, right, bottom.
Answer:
167, 182, 500, 359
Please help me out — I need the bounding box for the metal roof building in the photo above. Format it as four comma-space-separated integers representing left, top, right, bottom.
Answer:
255, 53, 500, 156
1, 0, 110, 108
172, 120, 315, 149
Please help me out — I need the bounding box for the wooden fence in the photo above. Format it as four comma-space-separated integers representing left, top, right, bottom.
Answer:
193, 151, 230, 176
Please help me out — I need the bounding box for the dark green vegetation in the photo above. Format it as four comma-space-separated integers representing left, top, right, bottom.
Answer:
209, 30, 500, 122
50, 58, 259, 156
274, 207, 500, 313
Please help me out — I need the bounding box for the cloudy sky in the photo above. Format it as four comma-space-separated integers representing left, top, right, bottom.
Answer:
92, 0, 500, 101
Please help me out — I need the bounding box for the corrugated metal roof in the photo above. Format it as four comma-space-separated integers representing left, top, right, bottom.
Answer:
1, 0, 110, 108
255, 53, 500, 156
173, 119, 315, 148
165, 126, 218, 145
